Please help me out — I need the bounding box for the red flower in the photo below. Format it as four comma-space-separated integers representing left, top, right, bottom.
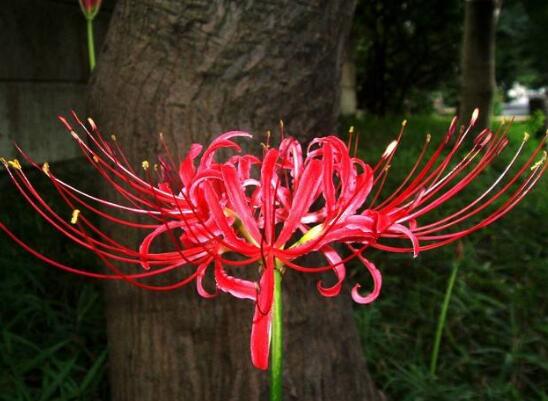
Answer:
79, 0, 102, 19
0, 111, 545, 370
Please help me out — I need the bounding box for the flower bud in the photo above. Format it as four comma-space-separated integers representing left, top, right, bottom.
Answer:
78, 0, 102, 19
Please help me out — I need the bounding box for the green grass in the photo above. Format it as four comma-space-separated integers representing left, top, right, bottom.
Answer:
343, 114, 547, 400
1, 114, 546, 400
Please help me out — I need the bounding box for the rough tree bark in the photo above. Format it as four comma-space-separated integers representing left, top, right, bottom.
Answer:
460, 0, 501, 129
88, 1, 383, 400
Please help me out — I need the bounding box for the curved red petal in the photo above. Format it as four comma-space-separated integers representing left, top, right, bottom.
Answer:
275, 159, 322, 246
351, 256, 382, 304
214, 258, 256, 300
221, 164, 262, 242
316, 247, 345, 297
250, 300, 272, 370
196, 259, 217, 298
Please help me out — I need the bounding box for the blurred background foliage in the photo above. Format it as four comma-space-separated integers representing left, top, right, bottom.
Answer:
353, 0, 548, 116
353, 0, 462, 115
1, 0, 547, 400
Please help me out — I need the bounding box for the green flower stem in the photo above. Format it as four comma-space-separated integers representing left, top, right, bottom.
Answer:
270, 264, 283, 401
86, 18, 96, 71
430, 260, 460, 376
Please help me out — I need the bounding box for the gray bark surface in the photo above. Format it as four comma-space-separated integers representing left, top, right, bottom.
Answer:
89, 1, 382, 400
460, 0, 501, 129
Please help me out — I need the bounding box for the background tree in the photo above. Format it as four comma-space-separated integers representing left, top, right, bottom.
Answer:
88, 1, 382, 400
517, 0, 548, 87
496, 0, 536, 92
460, 0, 501, 129
496, 0, 548, 134
521, 0, 548, 131
353, 0, 462, 115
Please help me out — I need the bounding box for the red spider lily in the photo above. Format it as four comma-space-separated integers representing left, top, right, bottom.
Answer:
0, 111, 545, 370
79, 0, 102, 18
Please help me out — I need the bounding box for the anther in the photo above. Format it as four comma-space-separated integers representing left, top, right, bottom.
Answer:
471, 108, 479, 124
42, 162, 50, 176
87, 118, 97, 130
382, 140, 398, 158
531, 151, 547, 171
142, 160, 150, 170
8, 159, 21, 170
70, 209, 81, 224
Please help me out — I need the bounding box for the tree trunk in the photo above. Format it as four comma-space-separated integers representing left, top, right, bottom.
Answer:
88, 1, 382, 400
460, 0, 501, 129
340, 36, 358, 116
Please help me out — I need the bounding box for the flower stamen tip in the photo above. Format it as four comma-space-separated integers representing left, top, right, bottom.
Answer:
426, 133, 431, 143
401, 119, 407, 127
8, 159, 21, 170
70, 209, 81, 225
87, 118, 97, 130
523, 132, 530, 142
141, 160, 150, 171
471, 108, 480, 124
42, 162, 50, 176
382, 140, 398, 158
349, 126, 355, 134
110, 134, 117, 141
531, 151, 547, 171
